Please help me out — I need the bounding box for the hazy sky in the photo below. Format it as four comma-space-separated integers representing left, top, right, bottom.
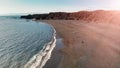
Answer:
0, 0, 120, 14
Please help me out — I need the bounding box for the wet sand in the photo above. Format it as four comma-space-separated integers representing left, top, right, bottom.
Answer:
41, 20, 120, 68
43, 36, 64, 68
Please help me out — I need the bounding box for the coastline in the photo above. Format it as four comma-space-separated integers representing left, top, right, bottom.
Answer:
40, 20, 120, 68
24, 23, 57, 68
43, 35, 64, 68
43, 23, 64, 68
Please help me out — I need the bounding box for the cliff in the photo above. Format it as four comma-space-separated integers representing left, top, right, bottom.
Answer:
21, 10, 120, 23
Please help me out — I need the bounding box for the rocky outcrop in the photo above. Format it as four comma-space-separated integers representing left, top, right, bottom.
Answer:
21, 10, 120, 23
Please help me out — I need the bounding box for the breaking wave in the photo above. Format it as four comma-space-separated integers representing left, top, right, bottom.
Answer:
24, 25, 56, 68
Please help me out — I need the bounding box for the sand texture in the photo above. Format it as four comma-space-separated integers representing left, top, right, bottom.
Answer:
41, 20, 120, 68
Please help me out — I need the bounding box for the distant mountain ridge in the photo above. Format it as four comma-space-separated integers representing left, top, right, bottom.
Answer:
21, 10, 120, 23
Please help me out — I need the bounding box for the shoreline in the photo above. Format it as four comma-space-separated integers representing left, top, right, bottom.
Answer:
24, 21, 57, 68
40, 20, 120, 68
43, 24, 64, 68
43, 36, 64, 68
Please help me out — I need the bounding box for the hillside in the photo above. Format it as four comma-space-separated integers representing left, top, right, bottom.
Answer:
21, 10, 120, 23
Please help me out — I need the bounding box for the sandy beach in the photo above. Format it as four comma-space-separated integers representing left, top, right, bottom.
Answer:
41, 20, 120, 68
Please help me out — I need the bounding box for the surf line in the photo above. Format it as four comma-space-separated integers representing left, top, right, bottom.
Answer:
24, 23, 56, 68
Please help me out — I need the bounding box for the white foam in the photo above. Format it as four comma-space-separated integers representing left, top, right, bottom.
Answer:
24, 25, 56, 68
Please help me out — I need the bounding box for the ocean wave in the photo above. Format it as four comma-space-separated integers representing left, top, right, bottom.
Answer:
24, 25, 56, 68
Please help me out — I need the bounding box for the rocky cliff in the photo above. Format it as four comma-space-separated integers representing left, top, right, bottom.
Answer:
21, 10, 120, 23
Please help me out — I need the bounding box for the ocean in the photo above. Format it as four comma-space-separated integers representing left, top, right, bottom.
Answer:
0, 16, 56, 68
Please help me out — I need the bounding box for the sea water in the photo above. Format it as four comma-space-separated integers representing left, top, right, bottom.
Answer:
0, 16, 56, 68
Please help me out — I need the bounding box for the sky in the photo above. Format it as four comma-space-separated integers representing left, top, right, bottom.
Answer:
0, 0, 120, 15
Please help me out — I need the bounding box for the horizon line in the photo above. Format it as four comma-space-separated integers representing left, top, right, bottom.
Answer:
0, 9, 120, 16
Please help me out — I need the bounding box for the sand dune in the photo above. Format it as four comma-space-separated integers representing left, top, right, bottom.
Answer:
41, 20, 120, 68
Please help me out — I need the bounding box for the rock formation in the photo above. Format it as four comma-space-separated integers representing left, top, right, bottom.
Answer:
21, 10, 120, 23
